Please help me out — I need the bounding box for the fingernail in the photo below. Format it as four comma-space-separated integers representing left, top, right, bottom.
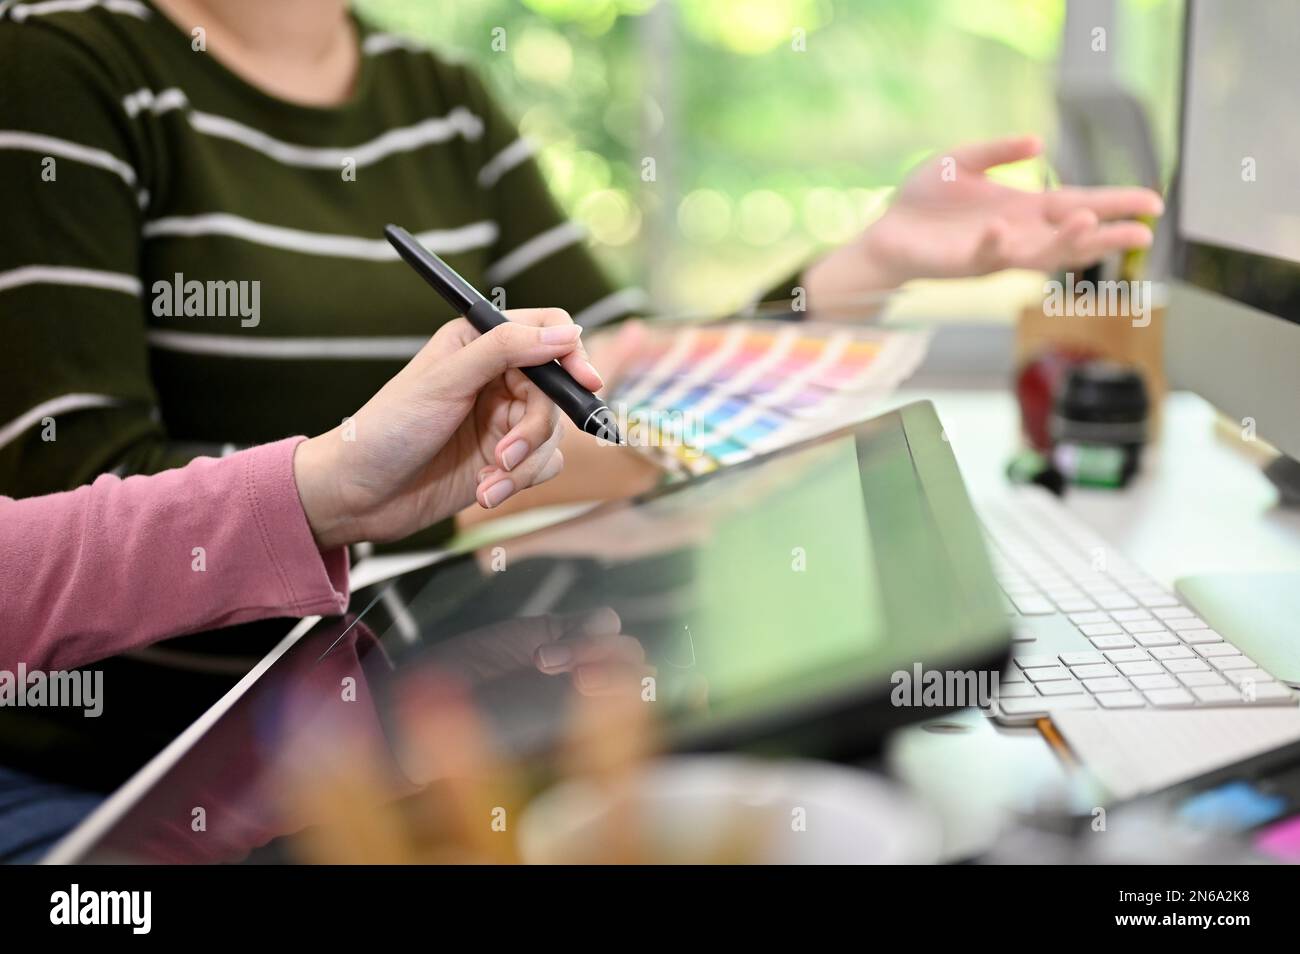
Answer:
541, 324, 581, 344
535, 643, 573, 671
480, 478, 514, 508
501, 439, 529, 471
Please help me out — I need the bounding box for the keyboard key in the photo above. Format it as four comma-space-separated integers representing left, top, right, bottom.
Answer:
1144, 687, 1196, 707
1110, 609, 1154, 622
1130, 673, 1178, 690
995, 682, 1037, 698
1192, 685, 1246, 705
1223, 668, 1277, 686
1122, 620, 1167, 634
1014, 654, 1061, 669
1153, 606, 1196, 620
1104, 648, 1151, 663
1135, 631, 1180, 648
1012, 595, 1055, 615
1091, 635, 1135, 650
1055, 598, 1097, 613
1095, 593, 1139, 610
1167, 617, 1208, 631
1117, 661, 1163, 676
1038, 680, 1085, 696
1098, 690, 1146, 709
998, 696, 1097, 716
1083, 584, 1123, 598
1080, 622, 1124, 637
1069, 612, 1110, 625
1083, 676, 1130, 693
1135, 593, 1180, 608
1071, 663, 1118, 679
1001, 667, 1027, 683
1060, 651, 1105, 666
1127, 583, 1171, 598
1245, 683, 1295, 702
1024, 666, 1072, 682
1163, 657, 1211, 673
1150, 645, 1196, 661
1180, 629, 1224, 645
1211, 655, 1257, 672
1177, 671, 1227, 688
1196, 643, 1240, 658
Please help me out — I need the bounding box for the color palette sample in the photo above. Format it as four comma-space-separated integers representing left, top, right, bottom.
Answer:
608, 319, 930, 474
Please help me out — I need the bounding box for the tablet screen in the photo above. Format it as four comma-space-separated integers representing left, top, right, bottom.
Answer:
355, 400, 1007, 752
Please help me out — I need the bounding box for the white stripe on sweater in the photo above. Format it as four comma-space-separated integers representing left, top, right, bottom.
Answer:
477, 136, 534, 188
572, 287, 648, 328
146, 330, 428, 360
485, 222, 585, 285
0, 131, 136, 187
8, 0, 149, 21
0, 265, 141, 296
122, 88, 484, 169
0, 393, 122, 451
142, 214, 498, 260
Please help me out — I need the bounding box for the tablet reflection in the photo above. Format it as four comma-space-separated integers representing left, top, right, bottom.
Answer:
77, 606, 673, 863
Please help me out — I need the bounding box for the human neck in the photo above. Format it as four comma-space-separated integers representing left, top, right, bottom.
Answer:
152, 0, 359, 107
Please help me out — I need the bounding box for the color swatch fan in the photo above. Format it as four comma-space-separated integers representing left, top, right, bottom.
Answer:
608, 319, 930, 474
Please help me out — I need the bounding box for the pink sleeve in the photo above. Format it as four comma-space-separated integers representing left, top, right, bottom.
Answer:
0, 436, 349, 672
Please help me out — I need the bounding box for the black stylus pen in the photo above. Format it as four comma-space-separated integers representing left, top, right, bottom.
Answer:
384, 224, 622, 445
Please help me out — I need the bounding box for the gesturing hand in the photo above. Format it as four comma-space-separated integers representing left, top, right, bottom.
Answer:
803, 135, 1165, 308
295, 308, 605, 549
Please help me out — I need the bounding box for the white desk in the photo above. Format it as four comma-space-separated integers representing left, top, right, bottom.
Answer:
877, 387, 1300, 860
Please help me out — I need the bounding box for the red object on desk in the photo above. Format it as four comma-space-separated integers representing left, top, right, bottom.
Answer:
1014, 346, 1097, 452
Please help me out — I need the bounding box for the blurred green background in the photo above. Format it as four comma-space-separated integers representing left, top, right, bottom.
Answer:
355, 0, 1183, 315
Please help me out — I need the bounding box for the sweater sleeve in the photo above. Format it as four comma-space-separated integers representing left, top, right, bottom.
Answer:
0, 437, 349, 673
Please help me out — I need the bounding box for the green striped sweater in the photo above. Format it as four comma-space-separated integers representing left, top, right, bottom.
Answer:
0, 0, 642, 505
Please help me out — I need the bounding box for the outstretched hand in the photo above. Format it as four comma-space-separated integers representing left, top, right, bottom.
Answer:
803, 135, 1165, 307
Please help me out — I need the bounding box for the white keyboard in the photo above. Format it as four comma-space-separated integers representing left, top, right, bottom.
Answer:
978, 488, 1296, 726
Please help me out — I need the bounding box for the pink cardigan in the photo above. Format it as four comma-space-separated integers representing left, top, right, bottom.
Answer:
1, 437, 349, 672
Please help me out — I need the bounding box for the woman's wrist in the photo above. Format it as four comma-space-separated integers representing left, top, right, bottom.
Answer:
801, 228, 905, 316
293, 432, 356, 551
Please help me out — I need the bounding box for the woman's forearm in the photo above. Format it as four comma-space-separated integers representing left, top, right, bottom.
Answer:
0, 437, 348, 673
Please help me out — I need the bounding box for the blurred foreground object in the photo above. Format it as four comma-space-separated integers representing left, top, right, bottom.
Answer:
518, 755, 941, 865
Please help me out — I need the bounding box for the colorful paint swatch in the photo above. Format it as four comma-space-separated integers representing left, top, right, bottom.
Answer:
607, 319, 930, 474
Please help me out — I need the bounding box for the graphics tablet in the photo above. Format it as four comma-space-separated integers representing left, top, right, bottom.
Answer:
52, 400, 1010, 863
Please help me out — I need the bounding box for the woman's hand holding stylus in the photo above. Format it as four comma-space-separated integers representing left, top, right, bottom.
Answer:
294, 308, 604, 549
